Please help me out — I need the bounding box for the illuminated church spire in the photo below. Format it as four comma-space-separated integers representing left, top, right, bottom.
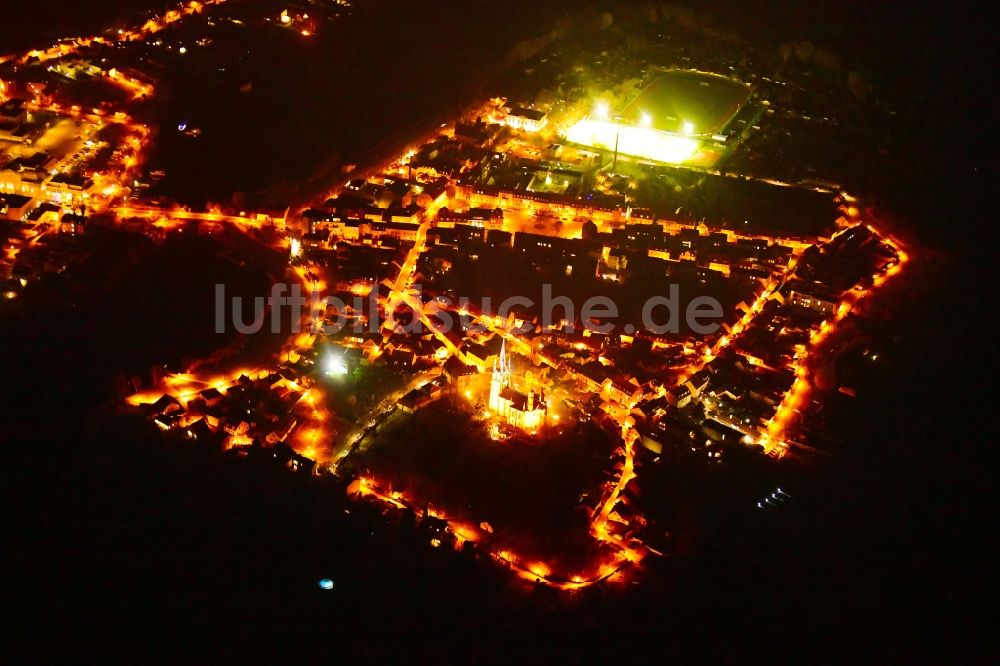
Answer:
497, 337, 508, 379
488, 335, 544, 434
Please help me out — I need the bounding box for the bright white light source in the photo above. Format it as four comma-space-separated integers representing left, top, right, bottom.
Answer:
289, 237, 302, 259
565, 118, 699, 164
594, 101, 610, 120
324, 355, 347, 376
640, 111, 652, 127
682, 121, 695, 135
280, 10, 292, 24
178, 46, 187, 55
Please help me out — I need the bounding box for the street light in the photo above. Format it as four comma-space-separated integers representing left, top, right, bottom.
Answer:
640, 111, 652, 127
324, 353, 347, 376
594, 101, 610, 120
611, 114, 623, 170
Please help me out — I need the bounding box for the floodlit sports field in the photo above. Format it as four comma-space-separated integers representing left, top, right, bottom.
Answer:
565, 70, 751, 165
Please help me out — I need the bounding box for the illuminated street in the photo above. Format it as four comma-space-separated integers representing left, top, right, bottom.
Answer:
4, 0, 906, 589
3, 1, 991, 662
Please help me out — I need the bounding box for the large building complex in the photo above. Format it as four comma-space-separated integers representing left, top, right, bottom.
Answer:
488, 339, 546, 433
565, 70, 752, 165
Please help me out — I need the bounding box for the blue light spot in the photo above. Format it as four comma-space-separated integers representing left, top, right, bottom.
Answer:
318, 578, 334, 590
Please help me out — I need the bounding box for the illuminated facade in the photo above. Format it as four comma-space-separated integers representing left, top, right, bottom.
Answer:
488, 339, 546, 433
504, 105, 548, 133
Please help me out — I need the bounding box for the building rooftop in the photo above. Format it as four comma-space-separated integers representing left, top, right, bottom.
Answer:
506, 105, 547, 121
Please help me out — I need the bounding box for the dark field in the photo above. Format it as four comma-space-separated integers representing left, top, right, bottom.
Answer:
621, 70, 751, 135
0, 224, 283, 412
347, 396, 618, 571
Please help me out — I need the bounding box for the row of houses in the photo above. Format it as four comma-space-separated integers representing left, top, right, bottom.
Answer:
140, 371, 317, 459
303, 218, 422, 247
1, 155, 96, 207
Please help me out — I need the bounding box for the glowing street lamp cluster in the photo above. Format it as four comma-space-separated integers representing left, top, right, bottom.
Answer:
565, 117, 700, 165
565, 100, 701, 165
